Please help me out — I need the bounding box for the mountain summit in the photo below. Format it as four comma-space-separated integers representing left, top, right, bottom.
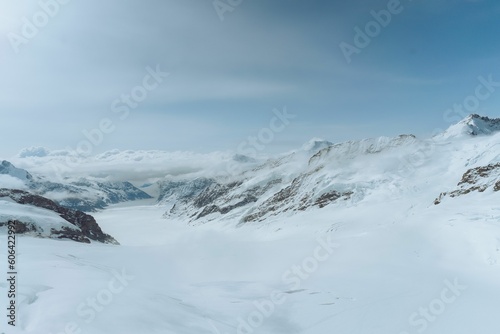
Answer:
0, 160, 33, 181
443, 114, 500, 138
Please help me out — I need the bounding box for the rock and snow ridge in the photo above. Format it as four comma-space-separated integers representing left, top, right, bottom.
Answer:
0, 189, 118, 244
442, 114, 500, 138
158, 115, 500, 225
0, 160, 33, 181
3, 114, 500, 334
0, 160, 152, 212
435, 162, 500, 204
4, 113, 500, 229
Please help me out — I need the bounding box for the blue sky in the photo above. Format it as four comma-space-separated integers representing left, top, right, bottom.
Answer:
1, 0, 500, 157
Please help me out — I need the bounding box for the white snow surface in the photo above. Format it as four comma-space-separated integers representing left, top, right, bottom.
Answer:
0, 198, 80, 237
1, 115, 500, 333
441, 114, 500, 139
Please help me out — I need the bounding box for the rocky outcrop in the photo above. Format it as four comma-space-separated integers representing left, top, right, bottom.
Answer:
164, 177, 287, 223
159, 133, 430, 225
241, 172, 353, 223
315, 191, 353, 208
434, 163, 500, 204
0, 189, 118, 244
196, 195, 258, 219
163, 167, 354, 224
157, 178, 215, 203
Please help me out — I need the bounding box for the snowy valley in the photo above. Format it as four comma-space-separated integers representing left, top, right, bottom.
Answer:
1, 114, 500, 334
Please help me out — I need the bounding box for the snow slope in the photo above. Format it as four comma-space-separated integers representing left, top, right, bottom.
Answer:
1, 114, 500, 333
0, 198, 80, 238
441, 114, 500, 138
0, 161, 33, 181
3, 190, 500, 334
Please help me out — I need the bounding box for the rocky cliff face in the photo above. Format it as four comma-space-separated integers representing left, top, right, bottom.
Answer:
4, 114, 500, 230
0, 189, 118, 244
434, 163, 500, 204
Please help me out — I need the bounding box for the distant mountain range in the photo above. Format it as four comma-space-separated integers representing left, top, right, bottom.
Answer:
2, 114, 500, 243
0, 160, 152, 212
158, 114, 500, 225
0, 188, 118, 244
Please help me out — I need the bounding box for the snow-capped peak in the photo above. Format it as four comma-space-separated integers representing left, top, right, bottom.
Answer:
443, 114, 500, 138
0, 160, 33, 181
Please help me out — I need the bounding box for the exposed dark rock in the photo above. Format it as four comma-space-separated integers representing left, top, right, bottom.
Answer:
193, 182, 242, 208
158, 178, 215, 203
163, 177, 286, 223
196, 195, 259, 219
315, 191, 341, 208
196, 205, 220, 219
0, 189, 118, 244
435, 163, 500, 204
458, 163, 500, 185
51, 227, 91, 244
242, 177, 303, 222
0, 220, 38, 234
220, 196, 258, 214
241, 171, 353, 223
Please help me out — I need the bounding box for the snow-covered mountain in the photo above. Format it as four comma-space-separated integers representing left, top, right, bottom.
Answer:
0, 189, 118, 244
0, 160, 33, 181
0, 160, 152, 211
3, 114, 500, 334
11, 115, 496, 229
441, 113, 500, 138
156, 133, 439, 225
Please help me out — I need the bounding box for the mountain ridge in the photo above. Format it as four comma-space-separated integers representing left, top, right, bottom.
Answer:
3, 114, 500, 228
0, 188, 118, 244
0, 161, 152, 212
